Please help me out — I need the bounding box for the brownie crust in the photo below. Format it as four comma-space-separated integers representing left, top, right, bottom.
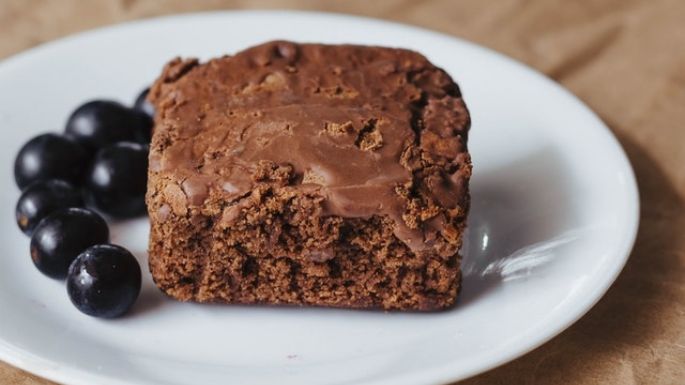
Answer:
146, 41, 471, 311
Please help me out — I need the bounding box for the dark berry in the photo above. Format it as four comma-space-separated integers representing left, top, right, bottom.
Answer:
133, 111, 153, 144
133, 87, 155, 118
86, 142, 148, 218
135, 112, 154, 144
67, 244, 141, 318
64, 100, 151, 150
30, 208, 109, 279
132, 88, 154, 144
14, 133, 88, 189
16, 179, 84, 236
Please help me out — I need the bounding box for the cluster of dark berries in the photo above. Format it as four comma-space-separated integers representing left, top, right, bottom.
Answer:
14, 88, 154, 318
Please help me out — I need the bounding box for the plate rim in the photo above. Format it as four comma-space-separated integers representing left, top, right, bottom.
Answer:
0, 9, 640, 385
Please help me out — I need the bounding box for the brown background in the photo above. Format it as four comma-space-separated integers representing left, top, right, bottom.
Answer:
1, 0, 684, 384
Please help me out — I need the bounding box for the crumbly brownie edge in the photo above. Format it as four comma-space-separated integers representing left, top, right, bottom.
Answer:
147, 177, 463, 311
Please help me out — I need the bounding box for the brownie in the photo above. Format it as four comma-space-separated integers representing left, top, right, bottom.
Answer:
146, 41, 471, 311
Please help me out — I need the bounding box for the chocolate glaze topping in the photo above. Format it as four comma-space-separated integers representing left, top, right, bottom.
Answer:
149, 41, 471, 252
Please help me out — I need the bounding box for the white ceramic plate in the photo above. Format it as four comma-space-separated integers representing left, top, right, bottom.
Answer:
0, 10, 638, 385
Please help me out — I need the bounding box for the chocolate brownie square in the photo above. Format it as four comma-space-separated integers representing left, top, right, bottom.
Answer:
146, 41, 471, 310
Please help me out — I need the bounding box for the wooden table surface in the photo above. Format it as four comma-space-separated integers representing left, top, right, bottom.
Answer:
1, 1, 684, 384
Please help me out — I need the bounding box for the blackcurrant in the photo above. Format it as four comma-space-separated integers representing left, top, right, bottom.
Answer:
67, 244, 142, 318
86, 142, 149, 218
16, 179, 84, 236
65, 100, 151, 150
30, 208, 109, 279
14, 133, 88, 189
133, 87, 155, 118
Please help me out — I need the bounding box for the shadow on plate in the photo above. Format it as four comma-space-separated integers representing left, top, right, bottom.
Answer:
458, 146, 581, 307
126, 283, 169, 317
119, 242, 171, 317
